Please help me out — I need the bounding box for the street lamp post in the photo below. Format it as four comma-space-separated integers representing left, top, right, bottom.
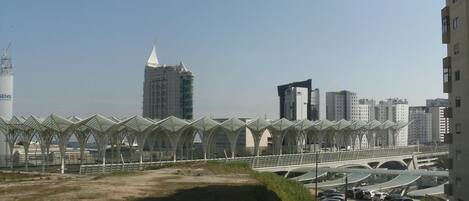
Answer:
315, 151, 318, 199
344, 173, 348, 201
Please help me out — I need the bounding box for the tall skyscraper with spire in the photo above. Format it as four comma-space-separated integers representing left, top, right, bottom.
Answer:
0, 44, 13, 165
142, 46, 194, 120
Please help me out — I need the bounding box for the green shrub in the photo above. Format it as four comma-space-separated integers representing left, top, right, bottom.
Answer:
252, 171, 314, 201
203, 161, 314, 201
143, 161, 315, 201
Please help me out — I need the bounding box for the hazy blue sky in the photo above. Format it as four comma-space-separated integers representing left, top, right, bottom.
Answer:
0, 0, 446, 119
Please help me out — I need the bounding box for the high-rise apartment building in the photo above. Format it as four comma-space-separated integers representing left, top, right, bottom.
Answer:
358, 104, 369, 121
311, 88, 320, 120
142, 46, 194, 119
408, 106, 433, 145
426, 98, 449, 143
326, 90, 358, 121
284, 87, 309, 120
359, 99, 377, 121
427, 98, 450, 107
377, 98, 409, 146
277, 79, 320, 121
442, 1, 469, 199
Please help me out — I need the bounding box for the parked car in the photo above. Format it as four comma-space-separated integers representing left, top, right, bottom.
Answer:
363, 190, 376, 200
328, 193, 345, 198
390, 197, 413, 201
320, 198, 342, 201
320, 193, 344, 200
328, 196, 345, 201
318, 189, 339, 198
384, 194, 402, 201
372, 192, 388, 201
347, 188, 364, 199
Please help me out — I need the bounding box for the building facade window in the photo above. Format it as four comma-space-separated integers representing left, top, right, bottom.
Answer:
454, 43, 460, 55
456, 97, 461, 107
444, 67, 451, 82
443, 16, 450, 33
456, 150, 462, 160
453, 17, 460, 29
456, 177, 462, 188
456, 123, 462, 134
455, 70, 461, 81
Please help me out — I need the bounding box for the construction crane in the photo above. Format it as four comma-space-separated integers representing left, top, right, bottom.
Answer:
1, 42, 12, 70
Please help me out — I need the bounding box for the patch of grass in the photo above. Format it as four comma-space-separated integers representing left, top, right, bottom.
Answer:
148, 161, 314, 201
0, 171, 43, 182
203, 162, 313, 201
127, 184, 281, 201
146, 161, 251, 175
252, 171, 313, 201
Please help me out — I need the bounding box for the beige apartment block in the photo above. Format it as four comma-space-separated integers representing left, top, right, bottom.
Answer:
442, 0, 469, 199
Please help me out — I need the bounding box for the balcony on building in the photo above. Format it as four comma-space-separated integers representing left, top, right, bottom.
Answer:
443, 57, 452, 93
448, 158, 453, 170
444, 183, 453, 196
442, 6, 450, 44
444, 133, 453, 144
444, 107, 453, 118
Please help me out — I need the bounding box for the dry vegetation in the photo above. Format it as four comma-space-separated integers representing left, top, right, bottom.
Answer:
0, 162, 312, 201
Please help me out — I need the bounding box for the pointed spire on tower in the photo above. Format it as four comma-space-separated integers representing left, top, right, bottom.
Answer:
146, 45, 159, 67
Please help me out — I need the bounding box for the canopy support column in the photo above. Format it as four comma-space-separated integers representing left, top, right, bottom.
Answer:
5, 131, 18, 169
251, 130, 265, 157
126, 134, 135, 163
133, 131, 148, 170
164, 130, 183, 162
38, 132, 53, 172
225, 130, 241, 159
19, 131, 34, 171
358, 133, 364, 150
76, 131, 90, 166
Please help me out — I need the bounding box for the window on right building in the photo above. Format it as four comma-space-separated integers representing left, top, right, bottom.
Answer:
456, 123, 461, 134
453, 17, 460, 29
455, 70, 461, 81
456, 177, 462, 188
456, 150, 462, 160
456, 97, 461, 107
454, 43, 460, 55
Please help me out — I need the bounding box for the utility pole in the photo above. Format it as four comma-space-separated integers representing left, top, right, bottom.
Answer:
344, 173, 348, 201
315, 151, 318, 199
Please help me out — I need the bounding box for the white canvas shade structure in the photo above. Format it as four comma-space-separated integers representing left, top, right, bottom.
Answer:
246, 118, 271, 156
220, 117, 246, 158
190, 117, 219, 160
42, 114, 76, 174
0, 114, 410, 174
23, 116, 52, 172
269, 118, 294, 155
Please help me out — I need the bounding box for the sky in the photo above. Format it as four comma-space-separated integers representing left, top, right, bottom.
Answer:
0, 0, 447, 119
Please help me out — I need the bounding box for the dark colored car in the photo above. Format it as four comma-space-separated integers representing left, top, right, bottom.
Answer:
384, 194, 402, 201
319, 189, 339, 197
390, 197, 413, 201
346, 188, 364, 199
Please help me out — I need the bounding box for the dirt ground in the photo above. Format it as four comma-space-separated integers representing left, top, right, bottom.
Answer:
0, 168, 280, 201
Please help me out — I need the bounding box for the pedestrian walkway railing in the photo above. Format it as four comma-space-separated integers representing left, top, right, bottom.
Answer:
79, 145, 448, 175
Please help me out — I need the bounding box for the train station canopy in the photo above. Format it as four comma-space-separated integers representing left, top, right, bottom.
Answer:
0, 115, 410, 138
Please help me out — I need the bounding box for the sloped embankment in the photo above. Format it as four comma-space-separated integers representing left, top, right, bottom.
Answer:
0, 162, 314, 201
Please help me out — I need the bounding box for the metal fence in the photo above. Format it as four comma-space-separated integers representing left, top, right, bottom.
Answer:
79, 145, 448, 175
